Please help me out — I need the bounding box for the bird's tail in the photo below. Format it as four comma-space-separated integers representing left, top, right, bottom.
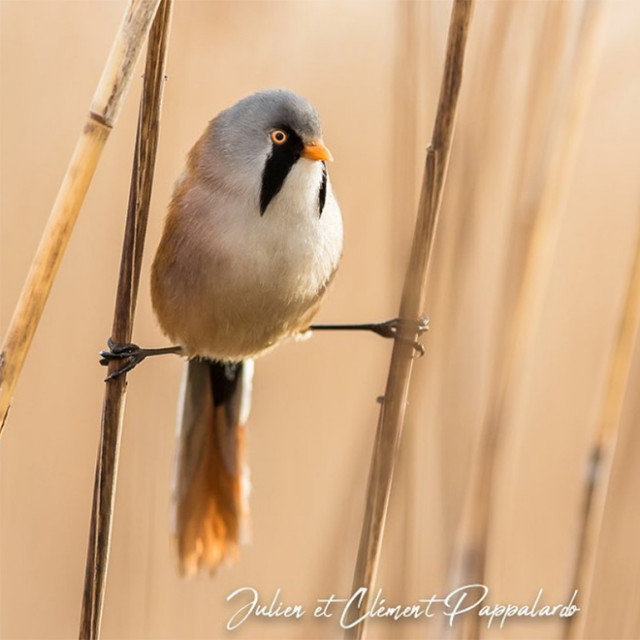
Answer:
170, 358, 253, 575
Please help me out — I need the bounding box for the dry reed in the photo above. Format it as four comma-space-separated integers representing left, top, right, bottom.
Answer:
345, 2, 474, 638
565, 209, 640, 639
444, 3, 606, 639
78, 2, 173, 638
0, 0, 162, 434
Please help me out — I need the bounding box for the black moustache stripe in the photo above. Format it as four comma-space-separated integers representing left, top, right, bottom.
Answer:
260, 127, 304, 215
318, 161, 327, 217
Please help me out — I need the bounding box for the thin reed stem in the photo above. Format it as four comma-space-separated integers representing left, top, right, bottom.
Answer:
0, 0, 162, 434
345, 2, 474, 638
566, 207, 640, 639
78, 2, 172, 638
445, 4, 605, 639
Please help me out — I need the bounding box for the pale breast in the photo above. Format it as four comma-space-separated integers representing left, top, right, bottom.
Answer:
151, 159, 343, 361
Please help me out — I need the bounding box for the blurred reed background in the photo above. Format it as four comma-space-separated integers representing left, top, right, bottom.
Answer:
1, 1, 640, 639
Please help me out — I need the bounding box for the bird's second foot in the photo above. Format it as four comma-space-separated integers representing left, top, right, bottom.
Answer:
370, 316, 429, 356
99, 338, 182, 380
310, 315, 429, 357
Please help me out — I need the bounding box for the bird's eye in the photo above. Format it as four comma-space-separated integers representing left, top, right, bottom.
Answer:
271, 129, 288, 145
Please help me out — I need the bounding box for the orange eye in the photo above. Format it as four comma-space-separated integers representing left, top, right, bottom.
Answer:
271, 129, 288, 145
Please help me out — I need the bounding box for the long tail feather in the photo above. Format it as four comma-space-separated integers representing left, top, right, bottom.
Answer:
170, 358, 253, 575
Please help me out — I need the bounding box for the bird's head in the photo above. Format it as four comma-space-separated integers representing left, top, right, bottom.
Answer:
203, 89, 332, 213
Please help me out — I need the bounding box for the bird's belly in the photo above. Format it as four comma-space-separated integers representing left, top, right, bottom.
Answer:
152, 159, 342, 361
155, 201, 342, 361
188, 248, 333, 360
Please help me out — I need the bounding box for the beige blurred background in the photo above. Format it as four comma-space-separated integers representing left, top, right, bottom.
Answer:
2, 1, 640, 639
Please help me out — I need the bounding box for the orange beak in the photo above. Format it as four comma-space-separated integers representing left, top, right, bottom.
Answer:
301, 140, 334, 162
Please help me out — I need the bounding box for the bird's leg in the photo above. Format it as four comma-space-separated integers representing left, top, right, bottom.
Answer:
99, 338, 184, 381
309, 316, 429, 356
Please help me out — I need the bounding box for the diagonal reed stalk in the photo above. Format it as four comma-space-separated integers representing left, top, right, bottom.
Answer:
444, 3, 606, 639
78, 1, 172, 638
345, 2, 474, 638
0, 0, 162, 434
565, 208, 640, 639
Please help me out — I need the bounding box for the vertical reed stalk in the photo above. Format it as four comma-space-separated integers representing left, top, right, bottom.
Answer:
78, 2, 172, 638
0, 0, 162, 434
566, 210, 640, 639
345, 2, 474, 638
445, 4, 605, 639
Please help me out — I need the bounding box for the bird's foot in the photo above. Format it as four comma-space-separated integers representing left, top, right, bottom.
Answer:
99, 338, 182, 380
310, 315, 429, 357
368, 316, 429, 356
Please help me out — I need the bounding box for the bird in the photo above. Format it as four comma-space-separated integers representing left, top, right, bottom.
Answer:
99, 88, 427, 574
149, 89, 343, 575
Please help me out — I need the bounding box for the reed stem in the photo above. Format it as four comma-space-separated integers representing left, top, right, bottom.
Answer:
78, 2, 172, 637
345, 2, 474, 638
0, 0, 162, 434
566, 207, 640, 639
445, 4, 605, 639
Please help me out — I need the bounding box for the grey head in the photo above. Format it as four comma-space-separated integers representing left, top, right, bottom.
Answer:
214, 89, 322, 151
199, 90, 330, 212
